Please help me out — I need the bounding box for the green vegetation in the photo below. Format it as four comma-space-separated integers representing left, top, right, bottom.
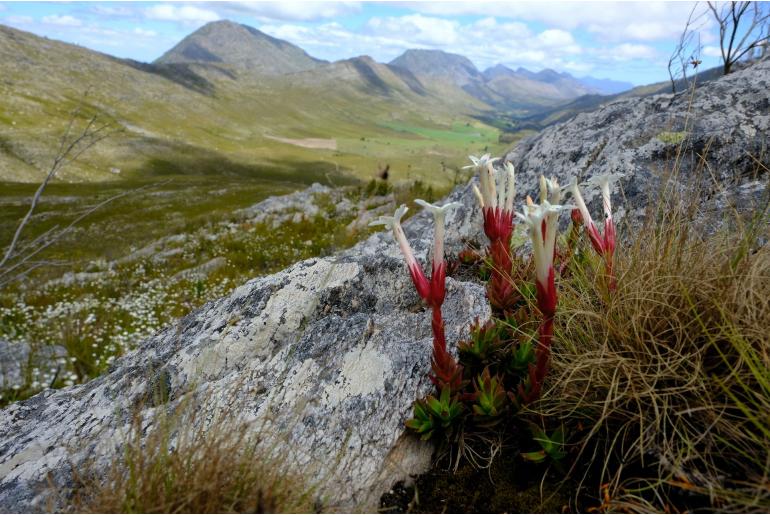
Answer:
0, 176, 438, 406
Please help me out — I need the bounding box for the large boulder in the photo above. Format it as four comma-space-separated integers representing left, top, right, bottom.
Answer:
506, 57, 770, 220
0, 182, 489, 513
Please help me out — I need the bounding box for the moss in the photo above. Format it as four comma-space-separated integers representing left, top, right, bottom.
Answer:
656, 130, 689, 145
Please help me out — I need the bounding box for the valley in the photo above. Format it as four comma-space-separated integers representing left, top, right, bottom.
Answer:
0, 19, 625, 404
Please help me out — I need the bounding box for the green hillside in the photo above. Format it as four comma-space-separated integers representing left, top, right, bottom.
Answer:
0, 23, 507, 187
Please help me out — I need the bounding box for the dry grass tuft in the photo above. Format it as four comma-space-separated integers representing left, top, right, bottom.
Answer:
533, 175, 770, 511
68, 405, 317, 514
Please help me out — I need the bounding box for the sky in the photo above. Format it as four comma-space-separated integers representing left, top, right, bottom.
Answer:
0, 1, 737, 85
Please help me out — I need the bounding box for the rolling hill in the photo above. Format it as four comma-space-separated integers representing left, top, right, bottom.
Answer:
156, 20, 326, 74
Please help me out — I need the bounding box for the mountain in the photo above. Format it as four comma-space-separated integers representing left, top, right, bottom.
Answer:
0, 23, 500, 184
577, 75, 634, 95
389, 49, 482, 87
389, 51, 625, 112
155, 20, 325, 74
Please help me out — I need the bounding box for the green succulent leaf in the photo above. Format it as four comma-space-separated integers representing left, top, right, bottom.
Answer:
521, 450, 548, 463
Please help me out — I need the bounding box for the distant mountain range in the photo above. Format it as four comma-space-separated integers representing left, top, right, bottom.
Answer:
157, 22, 634, 110
0, 19, 677, 183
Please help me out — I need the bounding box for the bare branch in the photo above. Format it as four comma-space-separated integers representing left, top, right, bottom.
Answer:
0, 104, 120, 271
0, 181, 167, 288
708, 1, 770, 75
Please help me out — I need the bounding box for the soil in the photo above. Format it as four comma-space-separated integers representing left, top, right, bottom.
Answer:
264, 134, 337, 150
379, 445, 587, 513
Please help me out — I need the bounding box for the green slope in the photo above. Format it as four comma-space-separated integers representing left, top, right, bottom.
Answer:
0, 24, 506, 187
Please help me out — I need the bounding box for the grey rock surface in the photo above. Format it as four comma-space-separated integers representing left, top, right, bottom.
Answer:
0, 340, 68, 391
0, 183, 488, 513
505, 57, 770, 220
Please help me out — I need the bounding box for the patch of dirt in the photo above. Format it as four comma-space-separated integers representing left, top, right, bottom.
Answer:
379, 445, 581, 513
264, 134, 337, 150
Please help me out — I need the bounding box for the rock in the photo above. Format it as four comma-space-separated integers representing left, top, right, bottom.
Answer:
505, 58, 770, 222
0, 182, 489, 513
171, 256, 228, 281
0, 340, 68, 390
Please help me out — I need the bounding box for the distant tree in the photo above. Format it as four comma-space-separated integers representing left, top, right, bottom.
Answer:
707, 1, 770, 75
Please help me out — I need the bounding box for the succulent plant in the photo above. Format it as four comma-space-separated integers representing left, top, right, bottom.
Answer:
521, 425, 567, 464
471, 367, 508, 424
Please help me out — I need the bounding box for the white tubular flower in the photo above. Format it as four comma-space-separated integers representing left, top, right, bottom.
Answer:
516, 200, 574, 287
464, 154, 500, 208
415, 199, 462, 265
472, 184, 485, 208
547, 176, 561, 205
495, 167, 507, 208
485, 162, 498, 208
565, 177, 593, 227
539, 175, 548, 203
584, 173, 624, 221
516, 202, 548, 285
369, 204, 417, 268
504, 162, 516, 213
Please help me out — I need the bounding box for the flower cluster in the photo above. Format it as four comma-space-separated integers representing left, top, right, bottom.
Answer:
466, 155, 519, 314
567, 174, 624, 290
370, 200, 463, 391
377, 155, 626, 442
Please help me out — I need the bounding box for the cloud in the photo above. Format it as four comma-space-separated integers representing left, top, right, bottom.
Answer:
133, 27, 158, 38
367, 14, 459, 46
42, 15, 83, 27
89, 5, 135, 18
0, 4, 6, 12
144, 4, 220, 25
537, 29, 581, 53
608, 43, 658, 61
403, 2, 707, 42
3, 14, 33, 26
703, 45, 723, 58
206, 1, 361, 22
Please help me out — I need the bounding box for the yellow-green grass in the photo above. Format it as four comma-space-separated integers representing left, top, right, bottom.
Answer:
0, 26, 507, 187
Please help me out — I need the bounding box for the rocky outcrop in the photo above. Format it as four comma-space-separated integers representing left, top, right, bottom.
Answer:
0, 183, 488, 513
506, 56, 770, 220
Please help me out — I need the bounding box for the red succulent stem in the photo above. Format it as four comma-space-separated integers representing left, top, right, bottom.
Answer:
586, 220, 605, 256
519, 267, 556, 404
425, 260, 463, 392
408, 262, 431, 301
580, 217, 618, 292
603, 217, 617, 291
482, 207, 517, 314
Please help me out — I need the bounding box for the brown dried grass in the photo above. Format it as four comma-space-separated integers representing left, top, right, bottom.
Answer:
531, 165, 770, 511
68, 404, 317, 514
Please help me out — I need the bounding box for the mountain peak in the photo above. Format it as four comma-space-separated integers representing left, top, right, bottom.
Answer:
155, 20, 325, 74
389, 49, 480, 86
